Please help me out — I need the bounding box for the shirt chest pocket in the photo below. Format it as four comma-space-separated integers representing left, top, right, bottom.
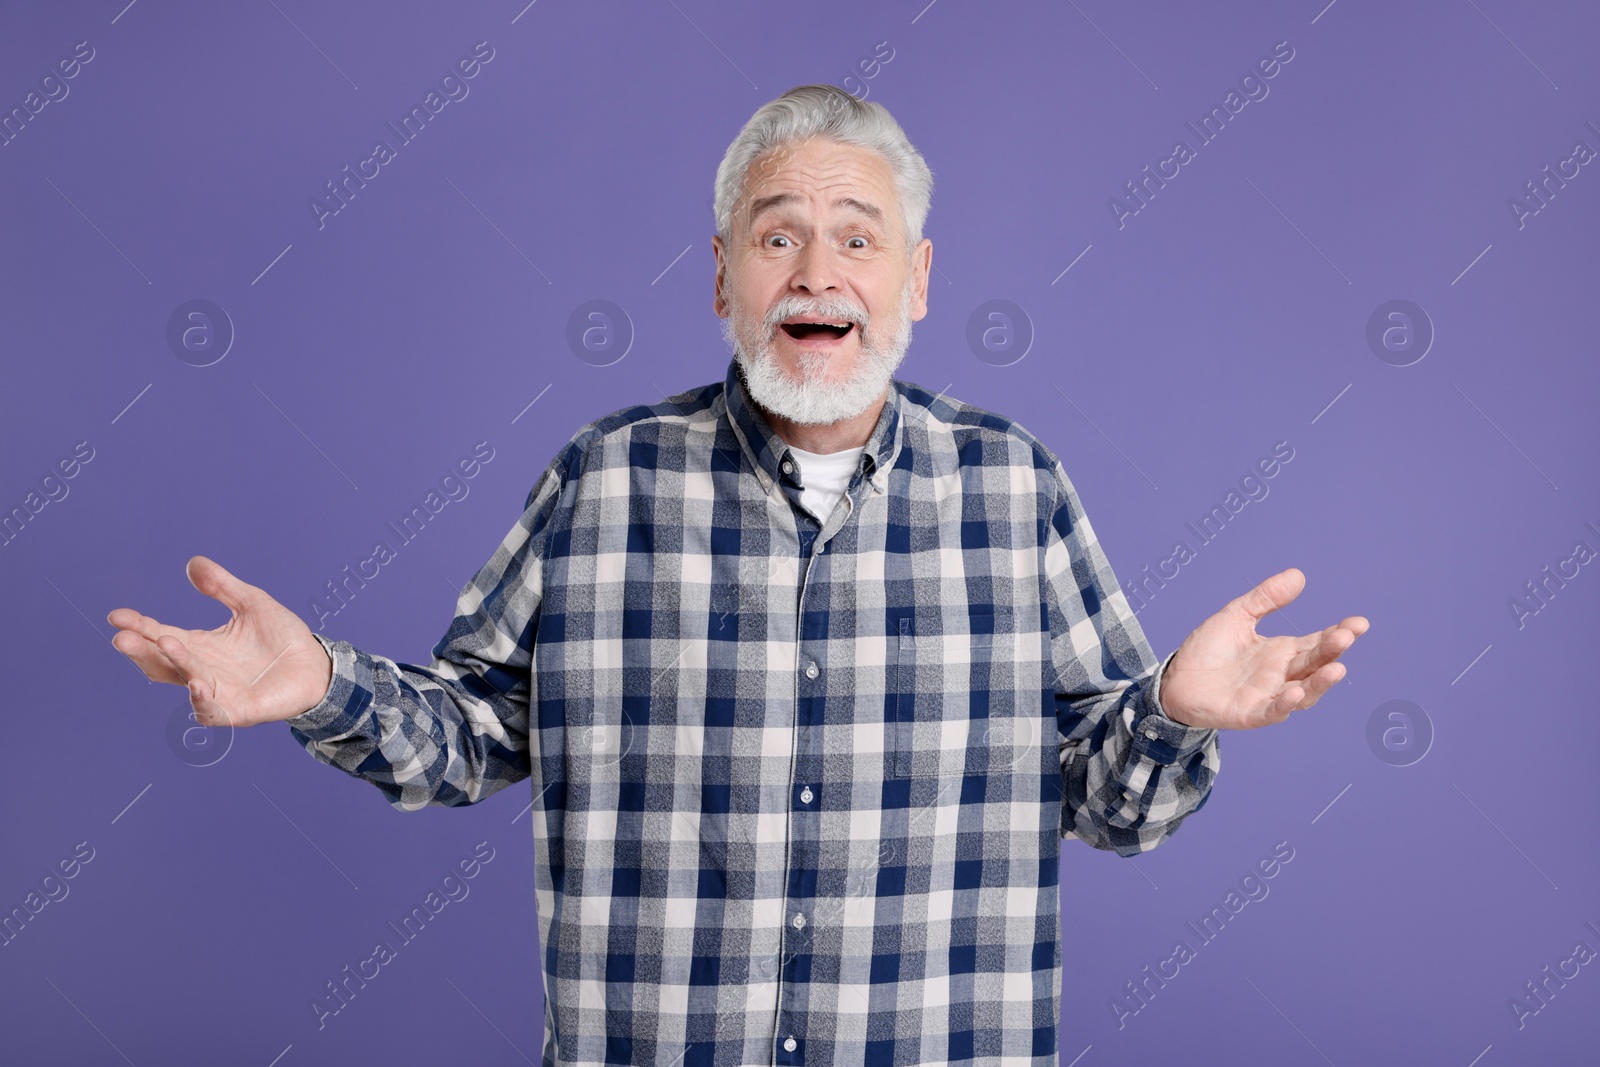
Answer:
890, 604, 1014, 779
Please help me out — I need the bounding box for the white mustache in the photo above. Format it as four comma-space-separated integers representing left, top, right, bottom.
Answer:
763, 295, 870, 333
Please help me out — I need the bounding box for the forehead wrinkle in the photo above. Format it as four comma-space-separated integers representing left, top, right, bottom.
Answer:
744, 168, 894, 229
754, 157, 888, 195
744, 144, 894, 197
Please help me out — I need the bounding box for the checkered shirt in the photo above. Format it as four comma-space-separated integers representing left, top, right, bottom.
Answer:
287, 356, 1221, 1067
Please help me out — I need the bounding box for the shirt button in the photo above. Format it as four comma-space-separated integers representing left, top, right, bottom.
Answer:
799, 786, 814, 804
784, 1037, 798, 1052
781, 460, 793, 473
804, 662, 819, 679
792, 912, 806, 929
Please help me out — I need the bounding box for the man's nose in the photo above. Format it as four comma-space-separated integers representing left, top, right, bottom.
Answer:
789, 240, 842, 295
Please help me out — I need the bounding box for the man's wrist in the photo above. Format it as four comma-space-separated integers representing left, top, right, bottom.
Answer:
1150, 649, 1182, 720
1133, 651, 1218, 762
286, 633, 348, 731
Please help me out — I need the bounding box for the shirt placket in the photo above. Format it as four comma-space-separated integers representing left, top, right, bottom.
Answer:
771, 461, 859, 1066
723, 369, 896, 1064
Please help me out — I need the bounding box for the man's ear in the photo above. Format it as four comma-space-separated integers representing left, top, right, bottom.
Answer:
910, 237, 933, 322
712, 235, 728, 318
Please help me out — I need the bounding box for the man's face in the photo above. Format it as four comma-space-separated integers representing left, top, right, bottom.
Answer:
713, 137, 932, 427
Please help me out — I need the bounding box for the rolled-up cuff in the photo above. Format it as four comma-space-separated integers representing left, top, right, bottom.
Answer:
1129, 649, 1219, 765
284, 633, 374, 742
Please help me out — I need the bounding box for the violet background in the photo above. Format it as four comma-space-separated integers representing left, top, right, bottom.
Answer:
2, 1, 1596, 1064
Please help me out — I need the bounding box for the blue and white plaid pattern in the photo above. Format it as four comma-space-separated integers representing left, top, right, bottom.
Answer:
288, 357, 1221, 1067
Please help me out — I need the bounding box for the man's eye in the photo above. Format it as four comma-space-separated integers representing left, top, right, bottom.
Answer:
766, 235, 792, 248
846, 237, 869, 249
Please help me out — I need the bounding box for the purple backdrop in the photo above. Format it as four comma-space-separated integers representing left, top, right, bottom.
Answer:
2, 1, 1596, 1064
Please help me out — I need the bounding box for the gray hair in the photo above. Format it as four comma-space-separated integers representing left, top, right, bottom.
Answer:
713, 84, 933, 253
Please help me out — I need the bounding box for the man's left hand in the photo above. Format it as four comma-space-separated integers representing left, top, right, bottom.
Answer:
1158, 567, 1369, 730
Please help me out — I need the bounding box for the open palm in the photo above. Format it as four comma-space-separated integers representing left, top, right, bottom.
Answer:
1159, 567, 1369, 730
107, 556, 332, 728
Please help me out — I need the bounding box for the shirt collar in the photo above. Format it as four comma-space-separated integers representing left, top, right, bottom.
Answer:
721, 356, 903, 496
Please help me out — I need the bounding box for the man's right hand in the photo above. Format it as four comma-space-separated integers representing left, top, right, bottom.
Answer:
108, 555, 334, 728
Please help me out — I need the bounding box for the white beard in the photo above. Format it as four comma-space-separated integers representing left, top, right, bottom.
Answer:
721, 277, 915, 426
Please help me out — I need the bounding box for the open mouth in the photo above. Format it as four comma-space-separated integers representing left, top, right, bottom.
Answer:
779, 321, 855, 341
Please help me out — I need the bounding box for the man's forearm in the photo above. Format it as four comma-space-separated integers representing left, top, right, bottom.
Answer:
286, 634, 532, 811
1060, 652, 1221, 855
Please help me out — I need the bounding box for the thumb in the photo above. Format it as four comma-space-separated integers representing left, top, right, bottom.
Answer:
1231, 567, 1305, 622
185, 555, 258, 615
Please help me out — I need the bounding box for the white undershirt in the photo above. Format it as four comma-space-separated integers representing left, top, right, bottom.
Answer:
785, 443, 866, 523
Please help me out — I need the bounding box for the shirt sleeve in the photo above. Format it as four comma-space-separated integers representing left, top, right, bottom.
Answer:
282, 456, 568, 812
1043, 461, 1221, 856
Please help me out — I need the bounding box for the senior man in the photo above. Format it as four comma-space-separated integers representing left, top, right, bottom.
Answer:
109, 84, 1367, 1067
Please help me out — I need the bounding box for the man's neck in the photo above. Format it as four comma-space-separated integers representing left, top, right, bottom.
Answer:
755, 390, 886, 455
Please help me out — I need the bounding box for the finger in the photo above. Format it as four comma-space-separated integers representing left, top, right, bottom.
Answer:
1285, 616, 1371, 679
156, 633, 235, 726
1229, 567, 1306, 623
1277, 662, 1347, 716
110, 630, 185, 685
1265, 683, 1304, 724
155, 632, 201, 683
186, 672, 236, 729
108, 608, 177, 648
185, 555, 261, 615
107, 607, 144, 631
1285, 624, 1355, 679
1297, 662, 1348, 710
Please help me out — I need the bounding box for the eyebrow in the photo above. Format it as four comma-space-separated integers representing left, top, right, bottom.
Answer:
745, 192, 885, 227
